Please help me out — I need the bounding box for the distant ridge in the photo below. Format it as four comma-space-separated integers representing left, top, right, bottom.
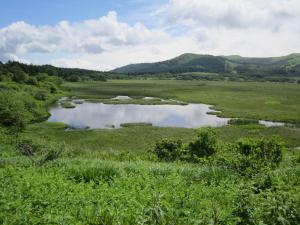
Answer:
111, 53, 300, 76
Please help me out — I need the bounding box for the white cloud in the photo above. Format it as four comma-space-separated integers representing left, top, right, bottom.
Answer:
0, 11, 170, 69
1, 11, 169, 55
0, 1, 300, 70
159, 0, 300, 30
155, 0, 300, 57
50, 36, 201, 70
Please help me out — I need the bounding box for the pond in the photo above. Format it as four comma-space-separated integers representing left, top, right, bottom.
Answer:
48, 100, 230, 129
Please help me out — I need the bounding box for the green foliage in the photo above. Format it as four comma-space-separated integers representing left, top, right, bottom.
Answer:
142, 193, 166, 225
26, 76, 38, 85
232, 188, 255, 225
188, 127, 218, 160
49, 85, 58, 93
0, 61, 108, 83
0, 65, 62, 131
0, 91, 30, 130
69, 163, 121, 184
38, 144, 65, 165
34, 90, 48, 101
235, 136, 284, 175
258, 191, 300, 225
66, 75, 81, 82
12, 70, 28, 83
1, 121, 300, 224
153, 138, 184, 161
36, 73, 48, 81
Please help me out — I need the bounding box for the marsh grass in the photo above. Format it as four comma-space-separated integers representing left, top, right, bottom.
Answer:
64, 80, 300, 123
229, 118, 259, 125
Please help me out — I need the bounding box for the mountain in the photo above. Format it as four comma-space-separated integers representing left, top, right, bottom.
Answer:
111, 53, 300, 77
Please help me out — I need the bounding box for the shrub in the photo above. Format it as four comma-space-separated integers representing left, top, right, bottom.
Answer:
66, 75, 81, 82
153, 138, 184, 161
50, 85, 58, 93
0, 92, 30, 130
34, 90, 48, 100
188, 127, 218, 160
235, 136, 284, 175
36, 73, 48, 81
26, 76, 38, 85
12, 70, 28, 83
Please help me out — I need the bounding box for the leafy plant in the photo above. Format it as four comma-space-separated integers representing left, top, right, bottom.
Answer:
235, 136, 284, 175
153, 138, 184, 161
0, 91, 31, 131
187, 127, 218, 160
69, 163, 121, 183
232, 188, 255, 225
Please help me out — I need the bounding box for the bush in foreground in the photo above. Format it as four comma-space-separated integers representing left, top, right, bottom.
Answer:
235, 136, 284, 175
153, 128, 219, 162
153, 129, 284, 177
187, 127, 218, 160
154, 138, 184, 161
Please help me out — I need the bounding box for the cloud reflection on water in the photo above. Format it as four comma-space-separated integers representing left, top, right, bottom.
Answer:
48, 102, 230, 129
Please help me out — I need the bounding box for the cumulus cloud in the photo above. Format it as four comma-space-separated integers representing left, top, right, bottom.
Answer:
158, 0, 300, 30
0, 1, 300, 70
155, 0, 300, 57
0, 11, 169, 64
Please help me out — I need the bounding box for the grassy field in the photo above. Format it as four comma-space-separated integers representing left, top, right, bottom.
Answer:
19, 122, 300, 158
1, 79, 300, 224
64, 80, 300, 123
1, 122, 300, 224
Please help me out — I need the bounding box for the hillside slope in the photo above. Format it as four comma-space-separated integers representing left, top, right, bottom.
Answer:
112, 53, 300, 77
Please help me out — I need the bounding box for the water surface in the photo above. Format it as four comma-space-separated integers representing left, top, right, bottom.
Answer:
48, 101, 229, 129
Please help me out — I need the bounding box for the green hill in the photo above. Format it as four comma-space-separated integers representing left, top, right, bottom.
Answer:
112, 53, 300, 77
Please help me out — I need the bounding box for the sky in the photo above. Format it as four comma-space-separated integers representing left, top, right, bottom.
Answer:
1, 0, 300, 71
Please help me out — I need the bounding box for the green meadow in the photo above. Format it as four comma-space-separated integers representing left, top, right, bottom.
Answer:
65, 80, 300, 123
1, 79, 300, 224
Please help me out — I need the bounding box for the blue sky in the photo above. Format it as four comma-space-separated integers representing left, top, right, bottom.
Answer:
1, 0, 299, 70
0, 0, 166, 27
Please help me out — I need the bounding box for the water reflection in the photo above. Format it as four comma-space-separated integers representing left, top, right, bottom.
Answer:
48, 102, 230, 129
259, 120, 285, 127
